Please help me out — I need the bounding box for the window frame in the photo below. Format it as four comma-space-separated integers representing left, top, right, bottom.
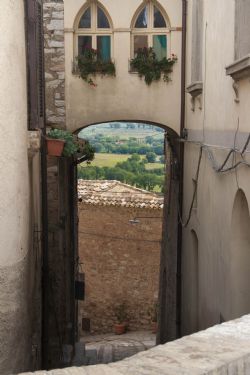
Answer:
74, 2, 113, 60
131, 1, 171, 59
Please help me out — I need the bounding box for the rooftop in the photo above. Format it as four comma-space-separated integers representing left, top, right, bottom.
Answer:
78, 180, 164, 209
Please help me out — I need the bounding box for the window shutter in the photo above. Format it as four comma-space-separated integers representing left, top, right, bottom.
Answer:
26, 0, 45, 129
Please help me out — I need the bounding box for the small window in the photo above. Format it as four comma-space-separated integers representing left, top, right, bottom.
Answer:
134, 35, 148, 54
153, 35, 167, 60
79, 7, 91, 28
132, 1, 169, 59
135, 7, 148, 28
154, 6, 166, 28
76, 2, 113, 60
97, 7, 110, 28
97, 36, 111, 61
78, 36, 92, 55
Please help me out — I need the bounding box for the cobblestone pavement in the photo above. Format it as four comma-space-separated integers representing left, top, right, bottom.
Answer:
81, 331, 156, 365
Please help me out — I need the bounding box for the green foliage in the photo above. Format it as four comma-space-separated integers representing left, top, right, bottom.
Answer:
47, 129, 95, 159
78, 154, 164, 192
77, 139, 95, 163
159, 155, 165, 164
113, 303, 128, 324
47, 128, 78, 157
130, 47, 177, 85
77, 49, 115, 87
81, 133, 164, 156
146, 152, 157, 163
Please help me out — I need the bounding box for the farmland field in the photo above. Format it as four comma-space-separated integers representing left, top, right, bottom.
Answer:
82, 153, 164, 170
82, 153, 130, 167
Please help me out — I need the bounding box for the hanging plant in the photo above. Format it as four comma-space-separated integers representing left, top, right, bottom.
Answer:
77, 48, 116, 87
47, 128, 95, 160
130, 47, 177, 86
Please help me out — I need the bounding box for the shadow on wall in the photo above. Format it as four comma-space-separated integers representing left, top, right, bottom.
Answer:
230, 189, 250, 320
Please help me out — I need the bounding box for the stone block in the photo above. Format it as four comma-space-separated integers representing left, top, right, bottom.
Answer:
47, 19, 64, 32
48, 40, 64, 48
52, 11, 64, 19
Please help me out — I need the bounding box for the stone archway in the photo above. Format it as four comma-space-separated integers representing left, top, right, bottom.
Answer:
44, 120, 181, 369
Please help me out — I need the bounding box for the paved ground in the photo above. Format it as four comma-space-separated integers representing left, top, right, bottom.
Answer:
80, 331, 156, 365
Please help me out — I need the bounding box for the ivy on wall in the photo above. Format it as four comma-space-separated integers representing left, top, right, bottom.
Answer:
77, 48, 116, 87
131, 48, 177, 86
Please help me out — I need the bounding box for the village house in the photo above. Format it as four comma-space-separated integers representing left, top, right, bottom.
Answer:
78, 180, 163, 334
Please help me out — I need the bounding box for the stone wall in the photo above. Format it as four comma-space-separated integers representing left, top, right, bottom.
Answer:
43, 1, 66, 128
19, 314, 250, 375
78, 204, 162, 334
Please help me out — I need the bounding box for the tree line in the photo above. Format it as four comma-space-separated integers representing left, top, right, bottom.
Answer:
78, 154, 165, 192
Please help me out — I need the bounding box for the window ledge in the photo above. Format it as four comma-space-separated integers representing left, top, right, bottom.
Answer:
186, 81, 203, 97
226, 55, 250, 81
186, 82, 203, 111
28, 130, 41, 158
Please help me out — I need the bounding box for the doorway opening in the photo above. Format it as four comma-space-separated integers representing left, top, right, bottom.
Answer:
76, 121, 167, 364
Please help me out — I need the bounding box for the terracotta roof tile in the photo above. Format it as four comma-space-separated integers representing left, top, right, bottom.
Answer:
78, 180, 164, 209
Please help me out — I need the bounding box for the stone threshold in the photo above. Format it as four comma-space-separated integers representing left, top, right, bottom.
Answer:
20, 314, 250, 375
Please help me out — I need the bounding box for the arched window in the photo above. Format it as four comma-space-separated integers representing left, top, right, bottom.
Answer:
131, 1, 170, 59
75, 2, 113, 61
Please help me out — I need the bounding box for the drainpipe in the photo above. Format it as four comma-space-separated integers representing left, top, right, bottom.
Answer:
176, 0, 187, 338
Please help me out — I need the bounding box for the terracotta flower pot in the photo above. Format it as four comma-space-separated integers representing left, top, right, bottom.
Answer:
46, 138, 65, 156
114, 323, 126, 335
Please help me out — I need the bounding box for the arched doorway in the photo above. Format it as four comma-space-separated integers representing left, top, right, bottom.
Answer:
43, 120, 181, 367
230, 189, 250, 319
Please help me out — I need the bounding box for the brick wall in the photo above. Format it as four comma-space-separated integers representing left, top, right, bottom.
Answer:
78, 204, 162, 334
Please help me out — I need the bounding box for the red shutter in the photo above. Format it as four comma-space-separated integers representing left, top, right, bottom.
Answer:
26, 0, 45, 129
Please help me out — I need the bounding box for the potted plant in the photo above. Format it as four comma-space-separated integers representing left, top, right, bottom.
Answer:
147, 302, 158, 334
76, 48, 116, 87
113, 302, 128, 335
46, 128, 67, 157
130, 47, 177, 86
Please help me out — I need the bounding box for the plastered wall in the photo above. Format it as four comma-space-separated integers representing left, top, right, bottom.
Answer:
0, 1, 42, 373
61, 0, 182, 133
182, 0, 250, 335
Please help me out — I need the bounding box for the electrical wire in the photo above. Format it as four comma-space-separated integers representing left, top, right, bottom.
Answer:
78, 230, 161, 243
179, 129, 250, 228
179, 146, 203, 228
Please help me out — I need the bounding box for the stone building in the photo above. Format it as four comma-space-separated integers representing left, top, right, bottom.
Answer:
78, 180, 163, 334
181, 0, 250, 336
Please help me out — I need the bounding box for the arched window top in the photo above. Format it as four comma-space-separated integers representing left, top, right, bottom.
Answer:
132, 1, 170, 29
76, 1, 112, 31
79, 7, 91, 28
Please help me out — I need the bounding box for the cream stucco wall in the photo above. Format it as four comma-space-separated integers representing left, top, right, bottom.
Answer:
0, 1, 42, 373
182, 0, 250, 335
64, 0, 182, 133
